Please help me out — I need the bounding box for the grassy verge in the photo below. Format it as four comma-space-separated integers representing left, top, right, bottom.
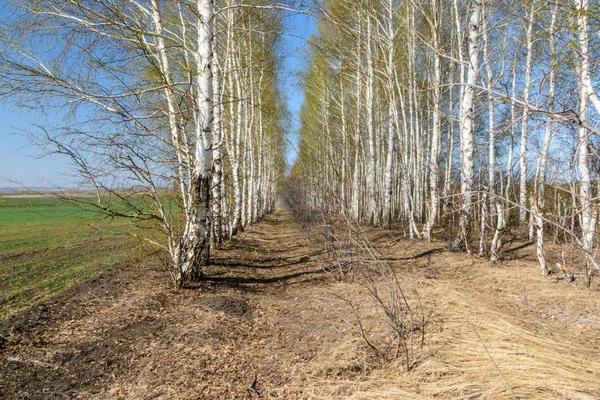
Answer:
0, 196, 141, 319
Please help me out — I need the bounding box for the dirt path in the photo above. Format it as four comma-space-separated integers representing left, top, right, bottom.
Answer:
0, 209, 344, 399
1, 209, 600, 399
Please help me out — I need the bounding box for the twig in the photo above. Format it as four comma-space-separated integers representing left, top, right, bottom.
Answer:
522, 297, 600, 331
472, 324, 517, 400
247, 367, 260, 397
329, 292, 382, 357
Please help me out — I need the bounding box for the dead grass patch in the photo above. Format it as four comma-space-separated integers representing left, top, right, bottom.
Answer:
2, 210, 600, 399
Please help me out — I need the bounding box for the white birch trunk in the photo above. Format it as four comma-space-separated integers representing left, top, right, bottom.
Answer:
535, 4, 557, 208
231, 40, 244, 235
455, 0, 481, 251
177, 0, 214, 287
531, 197, 547, 275
366, 16, 377, 225
340, 67, 348, 211
211, 33, 224, 243
506, 63, 517, 203
351, 24, 362, 222
256, 67, 265, 219
382, 0, 396, 228
482, 4, 494, 198
443, 62, 455, 216
490, 201, 505, 262
424, 0, 442, 240
519, 2, 535, 225
383, 101, 395, 227
246, 49, 256, 225
576, 0, 596, 255
479, 192, 488, 256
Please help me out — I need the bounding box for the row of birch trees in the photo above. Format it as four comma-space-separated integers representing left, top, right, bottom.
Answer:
289, 0, 600, 278
0, 0, 287, 287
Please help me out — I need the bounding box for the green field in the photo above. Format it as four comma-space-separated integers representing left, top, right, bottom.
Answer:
0, 196, 140, 319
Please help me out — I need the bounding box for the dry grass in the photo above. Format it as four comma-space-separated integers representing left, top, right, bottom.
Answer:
288, 221, 600, 400
3, 210, 600, 399
420, 284, 599, 399
287, 276, 600, 399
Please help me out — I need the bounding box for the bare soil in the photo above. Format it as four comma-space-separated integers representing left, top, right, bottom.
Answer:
1, 210, 599, 399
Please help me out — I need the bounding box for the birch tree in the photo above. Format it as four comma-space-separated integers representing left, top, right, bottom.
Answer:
289, 0, 600, 278
0, 0, 287, 287
574, 0, 598, 268
455, 0, 481, 251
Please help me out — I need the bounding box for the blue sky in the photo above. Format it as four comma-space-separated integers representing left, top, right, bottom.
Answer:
280, 12, 317, 170
0, 106, 73, 188
0, 11, 316, 188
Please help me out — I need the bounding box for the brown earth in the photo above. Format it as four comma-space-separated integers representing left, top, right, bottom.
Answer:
1, 209, 599, 399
